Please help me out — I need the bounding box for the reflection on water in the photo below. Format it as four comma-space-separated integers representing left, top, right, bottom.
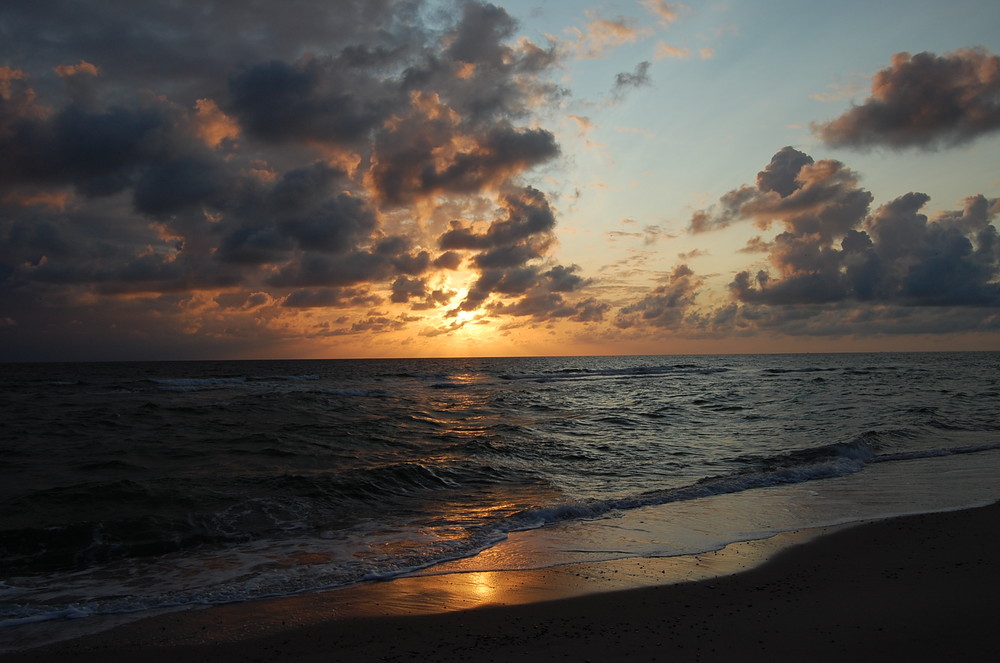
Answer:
464, 572, 498, 601
3, 353, 999, 645
415, 449, 1000, 576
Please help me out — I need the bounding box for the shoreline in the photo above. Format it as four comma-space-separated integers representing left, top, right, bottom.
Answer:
3, 501, 998, 661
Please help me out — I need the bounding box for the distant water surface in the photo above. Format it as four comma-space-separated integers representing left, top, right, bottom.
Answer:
1, 353, 998, 641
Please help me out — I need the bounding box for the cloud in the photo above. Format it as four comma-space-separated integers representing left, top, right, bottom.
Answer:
616, 264, 701, 328
561, 11, 651, 59
226, 58, 391, 147
545, 264, 590, 292
688, 146, 873, 237
608, 147, 998, 344
641, 1, 683, 25
282, 287, 378, 308
440, 186, 556, 251
192, 99, 240, 148
653, 42, 692, 60
678, 248, 707, 260
607, 222, 668, 245
566, 114, 596, 133
813, 48, 1000, 150
0, 0, 604, 359
612, 61, 652, 99
690, 148, 1000, 310
390, 276, 427, 303
434, 190, 602, 322
486, 288, 608, 323
370, 117, 559, 205
53, 61, 100, 78
438, 186, 563, 312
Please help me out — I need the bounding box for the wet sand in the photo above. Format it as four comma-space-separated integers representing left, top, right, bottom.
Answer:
3, 502, 998, 662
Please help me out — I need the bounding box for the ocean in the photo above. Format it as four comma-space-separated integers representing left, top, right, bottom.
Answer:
2, 352, 999, 648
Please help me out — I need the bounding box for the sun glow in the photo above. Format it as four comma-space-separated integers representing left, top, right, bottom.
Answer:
451, 308, 480, 328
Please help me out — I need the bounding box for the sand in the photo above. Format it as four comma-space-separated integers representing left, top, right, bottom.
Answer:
3, 502, 998, 662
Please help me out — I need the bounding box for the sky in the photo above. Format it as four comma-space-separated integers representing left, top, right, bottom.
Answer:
1, 0, 999, 361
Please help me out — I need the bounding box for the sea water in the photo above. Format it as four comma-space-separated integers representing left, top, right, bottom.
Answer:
1, 353, 998, 646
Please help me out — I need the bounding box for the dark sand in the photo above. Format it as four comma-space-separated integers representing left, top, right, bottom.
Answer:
3, 503, 998, 662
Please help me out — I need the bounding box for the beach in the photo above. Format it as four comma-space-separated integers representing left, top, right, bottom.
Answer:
3, 356, 999, 659
4, 501, 997, 662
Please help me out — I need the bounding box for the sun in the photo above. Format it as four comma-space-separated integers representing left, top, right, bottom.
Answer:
452, 308, 480, 326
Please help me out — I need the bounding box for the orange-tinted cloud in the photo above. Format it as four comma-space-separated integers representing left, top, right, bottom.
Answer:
53, 61, 99, 78
641, 0, 683, 25
193, 98, 239, 148
654, 42, 691, 60
562, 11, 651, 59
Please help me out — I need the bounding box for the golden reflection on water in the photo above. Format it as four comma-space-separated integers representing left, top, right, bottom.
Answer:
408, 384, 494, 442
463, 571, 499, 601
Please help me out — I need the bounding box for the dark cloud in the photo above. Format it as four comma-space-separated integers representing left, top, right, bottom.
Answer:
691, 148, 1000, 311
390, 276, 427, 303
689, 147, 874, 239
392, 250, 432, 276
487, 292, 576, 319
0, 100, 171, 198
755, 147, 814, 197
486, 291, 609, 323
0, 1, 597, 358
282, 287, 379, 308
410, 288, 457, 311
213, 163, 379, 263
433, 251, 464, 270
447, 257, 599, 324
214, 291, 272, 311
699, 300, 1000, 341
268, 251, 393, 288
133, 155, 232, 216
318, 313, 410, 336
0, 0, 426, 104
226, 57, 392, 146
813, 48, 1000, 150
865, 193, 1000, 306
435, 1, 561, 123
612, 61, 652, 98
610, 148, 999, 343
280, 194, 379, 254
729, 190, 1000, 308
370, 122, 558, 206
437, 186, 569, 314
572, 297, 611, 322
545, 264, 589, 292
441, 186, 557, 250
446, 1, 517, 66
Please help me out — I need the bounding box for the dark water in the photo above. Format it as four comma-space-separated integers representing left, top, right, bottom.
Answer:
1, 353, 999, 630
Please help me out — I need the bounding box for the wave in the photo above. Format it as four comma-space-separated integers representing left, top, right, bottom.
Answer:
145, 377, 249, 393
6, 430, 995, 577
500, 435, 1000, 532
251, 375, 321, 382
0, 458, 511, 575
500, 364, 730, 382
146, 375, 327, 393
763, 367, 840, 374
2, 438, 997, 630
308, 388, 386, 397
